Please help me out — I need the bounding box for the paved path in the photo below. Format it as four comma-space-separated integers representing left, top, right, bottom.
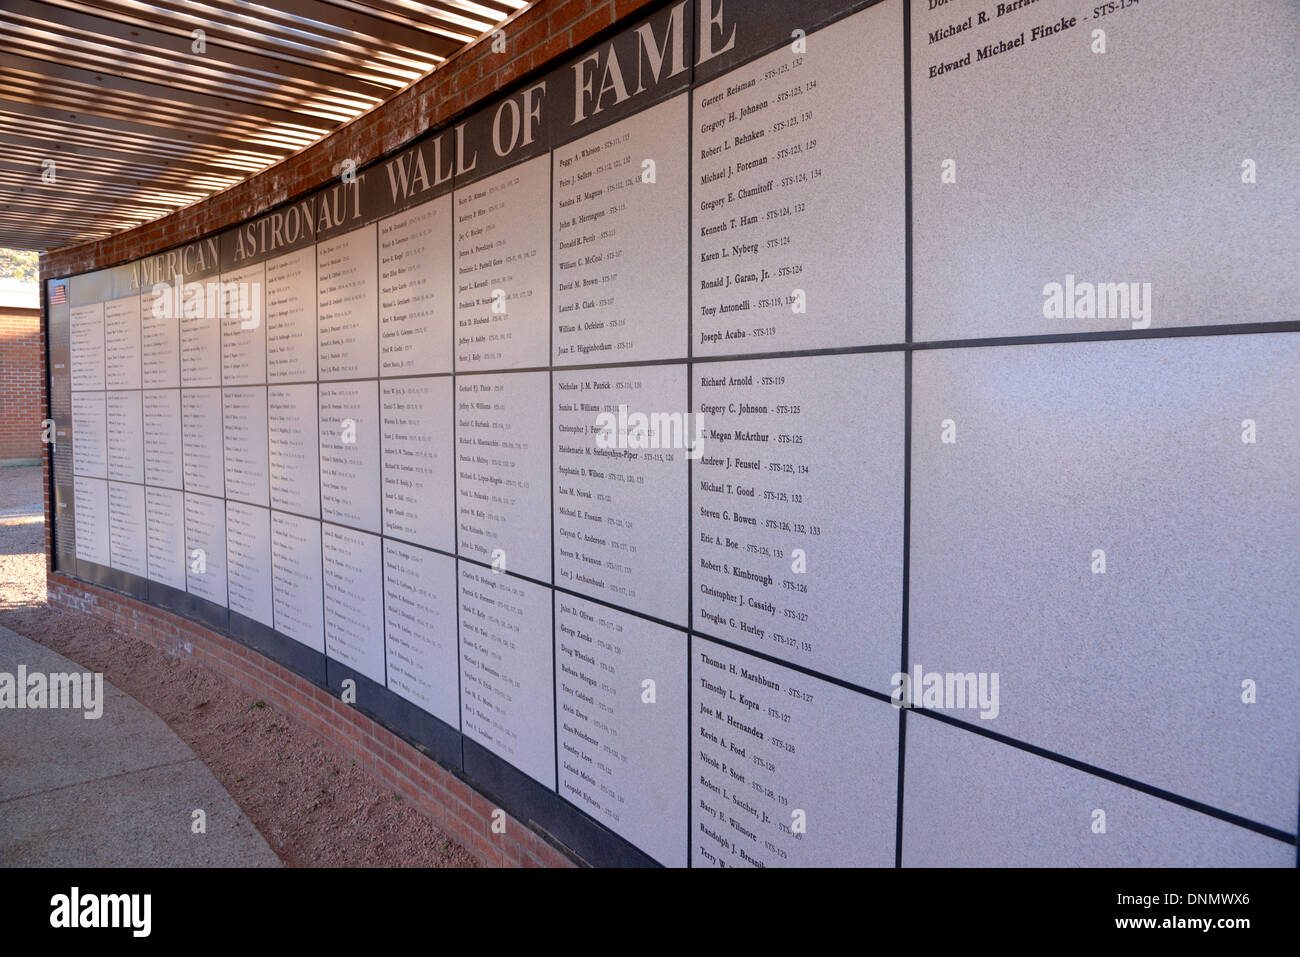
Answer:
0, 623, 280, 867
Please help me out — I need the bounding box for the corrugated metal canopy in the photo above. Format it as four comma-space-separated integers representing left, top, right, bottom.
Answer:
0, 0, 527, 251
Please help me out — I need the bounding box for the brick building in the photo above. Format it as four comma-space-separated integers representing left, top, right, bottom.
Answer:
0, 277, 42, 466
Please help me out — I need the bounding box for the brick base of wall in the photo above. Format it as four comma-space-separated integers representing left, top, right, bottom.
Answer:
46, 573, 578, 869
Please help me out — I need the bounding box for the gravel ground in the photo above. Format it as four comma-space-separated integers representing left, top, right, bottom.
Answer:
0, 465, 477, 868
0, 465, 45, 612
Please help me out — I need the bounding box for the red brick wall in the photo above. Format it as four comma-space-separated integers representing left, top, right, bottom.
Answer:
0, 307, 43, 463
46, 574, 578, 868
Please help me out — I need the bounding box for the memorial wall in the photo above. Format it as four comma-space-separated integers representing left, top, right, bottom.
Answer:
44, 0, 1299, 867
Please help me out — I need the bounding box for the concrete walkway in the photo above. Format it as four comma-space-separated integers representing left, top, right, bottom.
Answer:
0, 623, 280, 867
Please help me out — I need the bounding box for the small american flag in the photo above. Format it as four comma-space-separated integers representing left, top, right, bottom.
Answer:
49, 282, 66, 305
